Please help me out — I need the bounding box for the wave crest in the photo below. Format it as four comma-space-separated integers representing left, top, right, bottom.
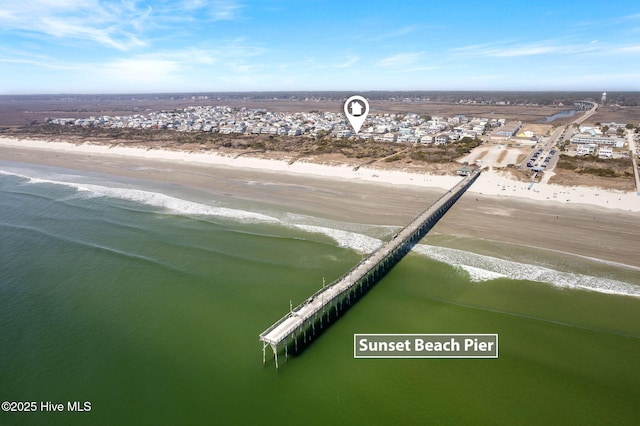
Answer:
1, 169, 279, 223
412, 244, 640, 297
292, 224, 383, 253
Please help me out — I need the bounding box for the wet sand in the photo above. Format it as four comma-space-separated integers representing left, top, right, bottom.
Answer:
1, 143, 639, 267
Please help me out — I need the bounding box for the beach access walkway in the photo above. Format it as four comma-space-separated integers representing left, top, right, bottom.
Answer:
260, 168, 482, 368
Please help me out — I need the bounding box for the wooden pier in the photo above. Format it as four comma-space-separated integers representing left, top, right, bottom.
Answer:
259, 168, 482, 368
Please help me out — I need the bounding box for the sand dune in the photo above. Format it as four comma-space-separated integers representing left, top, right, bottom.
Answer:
1, 136, 638, 212
1, 136, 639, 266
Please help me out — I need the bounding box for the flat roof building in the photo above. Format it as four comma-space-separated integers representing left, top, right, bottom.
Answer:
571, 134, 624, 147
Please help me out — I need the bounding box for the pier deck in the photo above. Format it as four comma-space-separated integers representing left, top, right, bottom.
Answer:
260, 168, 482, 368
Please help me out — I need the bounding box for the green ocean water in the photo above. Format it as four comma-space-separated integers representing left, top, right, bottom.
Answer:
1, 162, 639, 425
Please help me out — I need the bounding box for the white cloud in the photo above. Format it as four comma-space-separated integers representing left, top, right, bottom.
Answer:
0, 0, 150, 50
369, 25, 418, 42
612, 44, 640, 53
102, 58, 182, 82
334, 56, 359, 68
167, 0, 245, 22
451, 41, 559, 57
209, 0, 245, 21
41, 16, 145, 50
0, 1, 243, 51
0, 57, 76, 72
376, 51, 425, 67
450, 39, 619, 58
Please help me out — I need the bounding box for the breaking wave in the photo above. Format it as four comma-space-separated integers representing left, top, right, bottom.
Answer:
3, 168, 638, 297
292, 224, 383, 253
0, 169, 279, 223
412, 244, 640, 297
277, 214, 640, 297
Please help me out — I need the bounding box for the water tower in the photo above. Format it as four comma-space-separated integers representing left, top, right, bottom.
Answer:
601, 92, 607, 105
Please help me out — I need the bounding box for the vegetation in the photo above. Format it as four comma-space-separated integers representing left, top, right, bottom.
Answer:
10, 124, 489, 168
453, 136, 483, 155
408, 137, 482, 163
556, 154, 633, 178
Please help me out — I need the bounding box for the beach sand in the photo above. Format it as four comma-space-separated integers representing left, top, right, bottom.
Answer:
1, 136, 639, 266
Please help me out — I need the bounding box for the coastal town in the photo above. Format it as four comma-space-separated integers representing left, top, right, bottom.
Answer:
46, 103, 640, 164
47, 105, 497, 143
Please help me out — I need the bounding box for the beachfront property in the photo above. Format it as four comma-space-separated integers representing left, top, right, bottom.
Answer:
598, 146, 613, 159
434, 134, 450, 145
570, 133, 625, 148
576, 144, 596, 156
46, 106, 513, 146
490, 121, 522, 141
46, 105, 635, 170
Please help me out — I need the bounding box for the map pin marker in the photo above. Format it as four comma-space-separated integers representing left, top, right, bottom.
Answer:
344, 95, 369, 134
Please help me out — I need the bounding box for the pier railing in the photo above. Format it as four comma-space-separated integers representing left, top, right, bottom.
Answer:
260, 168, 482, 368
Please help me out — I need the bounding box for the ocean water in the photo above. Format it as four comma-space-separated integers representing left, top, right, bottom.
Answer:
1, 161, 639, 425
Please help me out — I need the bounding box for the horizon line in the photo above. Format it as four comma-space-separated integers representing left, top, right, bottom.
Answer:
0, 89, 626, 97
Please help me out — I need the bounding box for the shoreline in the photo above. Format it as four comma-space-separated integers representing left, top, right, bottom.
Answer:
1, 135, 639, 267
1, 135, 638, 212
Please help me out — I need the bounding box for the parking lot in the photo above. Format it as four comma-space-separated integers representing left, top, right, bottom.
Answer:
525, 147, 558, 172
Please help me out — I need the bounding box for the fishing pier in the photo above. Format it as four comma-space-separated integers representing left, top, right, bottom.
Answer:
260, 168, 482, 368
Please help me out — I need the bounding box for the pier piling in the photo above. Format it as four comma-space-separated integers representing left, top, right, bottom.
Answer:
259, 169, 482, 368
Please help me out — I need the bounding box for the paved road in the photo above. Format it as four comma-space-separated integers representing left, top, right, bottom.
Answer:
627, 131, 640, 194
549, 102, 597, 147
573, 101, 599, 126
543, 102, 598, 173
520, 101, 598, 182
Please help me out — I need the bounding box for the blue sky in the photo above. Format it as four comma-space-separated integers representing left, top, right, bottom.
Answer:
1, 0, 640, 94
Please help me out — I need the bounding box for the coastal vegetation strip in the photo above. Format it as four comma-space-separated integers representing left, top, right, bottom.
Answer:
556, 154, 634, 178
4, 122, 637, 190
6, 123, 483, 169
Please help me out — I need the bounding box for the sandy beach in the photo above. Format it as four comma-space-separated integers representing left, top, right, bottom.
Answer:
1, 136, 639, 266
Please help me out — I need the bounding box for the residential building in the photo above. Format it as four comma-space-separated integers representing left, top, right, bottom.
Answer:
434, 134, 449, 145
571, 134, 625, 147
576, 144, 596, 156
598, 146, 613, 158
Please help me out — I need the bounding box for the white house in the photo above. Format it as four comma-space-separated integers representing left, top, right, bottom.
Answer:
420, 136, 434, 144
434, 134, 450, 145
382, 133, 397, 143
576, 144, 596, 156
598, 146, 613, 159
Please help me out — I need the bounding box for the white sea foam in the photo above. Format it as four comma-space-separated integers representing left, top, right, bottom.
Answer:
81, 184, 280, 223
458, 265, 506, 282
0, 168, 280, 223
4, 168, 638, 297
412, 244, 640, 297
292, 224, 383, 254
280, 219, 640, 297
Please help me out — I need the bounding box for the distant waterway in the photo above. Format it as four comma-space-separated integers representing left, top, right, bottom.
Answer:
538, 109, 578, 123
